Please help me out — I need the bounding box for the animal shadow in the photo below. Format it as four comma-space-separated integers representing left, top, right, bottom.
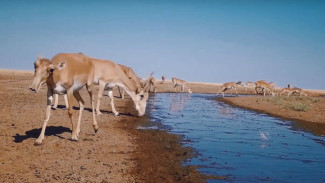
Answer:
13, 126, 71, 143
51, 105, 68, 110
80, 107, 134, 117
95, 109, 134, 117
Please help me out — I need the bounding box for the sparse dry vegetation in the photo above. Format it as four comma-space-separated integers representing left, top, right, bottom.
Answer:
260, 96, 320, 112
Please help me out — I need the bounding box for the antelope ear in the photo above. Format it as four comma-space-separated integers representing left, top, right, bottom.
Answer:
57, 62, 66, 70
135, 87, 142, 94
37, 55, 42, 60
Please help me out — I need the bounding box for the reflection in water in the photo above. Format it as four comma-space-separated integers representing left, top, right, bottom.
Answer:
170, 93, 190, 112
259, 132, 270, 150
218, 104, 234, 118
148, 93, 325, 183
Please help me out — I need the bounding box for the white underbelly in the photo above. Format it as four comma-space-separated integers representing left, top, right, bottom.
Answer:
105, 82, 116, 88
72, 81, 84, 91
54, 83, 67, 94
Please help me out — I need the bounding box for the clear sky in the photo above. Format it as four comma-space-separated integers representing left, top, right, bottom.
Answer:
0, 0, 324, 89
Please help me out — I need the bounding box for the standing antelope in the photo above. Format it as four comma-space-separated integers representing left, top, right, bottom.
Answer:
280, 87, 295, 96
85, 56, 151, 117
245, 81, 256, 93
216, 81, 242, 97
171, 77, 192, 93
149, 76, 157, 93
47, 57, 151, 117
246, 81, 255, 87
255, 80, 276, 96
292, 87, 307, 96
161, 76, 165, 83
29, 53, 98, 145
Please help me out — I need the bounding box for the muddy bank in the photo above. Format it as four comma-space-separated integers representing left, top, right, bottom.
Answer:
218, 96, 325, 136
0, 72, 206, 182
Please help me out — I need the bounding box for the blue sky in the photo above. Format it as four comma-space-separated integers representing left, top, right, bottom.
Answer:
0, 0, 324, 89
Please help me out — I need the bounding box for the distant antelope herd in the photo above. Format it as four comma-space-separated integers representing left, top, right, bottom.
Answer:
217, 80, 307, 97
29, 53, 308, 145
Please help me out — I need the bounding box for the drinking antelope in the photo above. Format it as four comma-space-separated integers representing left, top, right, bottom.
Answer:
46, 57, 151, 117
29, 53, 98, 145
85, 56, 151, 117
171, 77, 192, 93
117, 64, 144, 100
255, 80, 276, 96
216, 81, 242, 97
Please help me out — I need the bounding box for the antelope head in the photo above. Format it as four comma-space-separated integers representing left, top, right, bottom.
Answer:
236, 81, 244, 86
29, 55, 54, 93
133, 73, 153, 116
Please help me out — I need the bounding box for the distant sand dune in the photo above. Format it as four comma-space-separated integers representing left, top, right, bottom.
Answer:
0, 69, 33, 76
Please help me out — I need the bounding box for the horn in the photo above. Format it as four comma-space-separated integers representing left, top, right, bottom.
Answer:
146, 72, 154, 79
143, 72, 154, 91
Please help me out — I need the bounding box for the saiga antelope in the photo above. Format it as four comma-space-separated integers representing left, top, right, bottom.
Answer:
292, 87, 307, 96
117, 64, 144, 100
149, 76, 157, 93
85, 56, 151, 117
29, 54, 98, 145
255, 80, 276, 96
245, 81, 256, 93
161, 76, 165, 84
216, 81, 242, 97
245, 81, 255, 87
171, 77, 192, 93
46, 57, 151, 117
280, 87, 295, 96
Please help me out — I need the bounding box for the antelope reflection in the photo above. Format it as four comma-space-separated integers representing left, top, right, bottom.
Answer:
170, 93, 190, 112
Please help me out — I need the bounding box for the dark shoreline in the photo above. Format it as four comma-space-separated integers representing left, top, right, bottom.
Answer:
117, 95, 225, 182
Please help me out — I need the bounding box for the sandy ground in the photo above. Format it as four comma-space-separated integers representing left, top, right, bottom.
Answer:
0, 71, 209, 182
1, 69, 324, 182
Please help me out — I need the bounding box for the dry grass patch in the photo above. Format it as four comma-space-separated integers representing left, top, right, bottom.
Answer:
260, 96, 320, 112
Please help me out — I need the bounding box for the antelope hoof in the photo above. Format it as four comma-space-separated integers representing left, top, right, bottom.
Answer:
96, 111, 102, 116
114, 112, 120, 116
71, 136, 78, 141
34, 139, 43, 146
93, 125, 99, 133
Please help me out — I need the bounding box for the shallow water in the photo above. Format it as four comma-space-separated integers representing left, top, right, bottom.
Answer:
147, 93, 325, 183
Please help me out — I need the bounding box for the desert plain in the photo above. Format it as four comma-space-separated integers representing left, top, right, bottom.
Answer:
0, 69, 324, 182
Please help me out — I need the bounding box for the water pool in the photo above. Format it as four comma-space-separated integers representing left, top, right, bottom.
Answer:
147, 93, 325, 183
